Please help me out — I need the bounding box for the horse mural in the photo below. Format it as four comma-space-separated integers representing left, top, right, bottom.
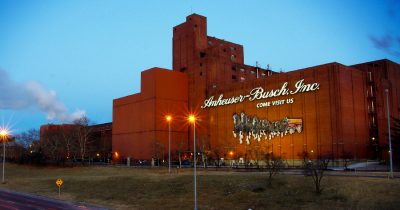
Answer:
232, 112, 303, 144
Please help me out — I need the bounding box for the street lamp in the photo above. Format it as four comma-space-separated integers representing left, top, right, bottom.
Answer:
0, 128, 8, 184
166, 115, 172, 174
188, 114, 197, 210
385, 89, 393, 178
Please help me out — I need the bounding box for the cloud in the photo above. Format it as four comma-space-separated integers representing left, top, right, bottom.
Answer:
387, 0, 400, 18
369, 34, 400, 58
0, 69, 86, 122
369, 1, 400, 58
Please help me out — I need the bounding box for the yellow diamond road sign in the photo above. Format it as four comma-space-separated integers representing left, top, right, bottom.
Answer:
56, 178, 63, 187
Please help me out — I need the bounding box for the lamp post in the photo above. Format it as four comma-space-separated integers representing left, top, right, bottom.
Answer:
166, 115, 172, 174
188, 114, 197, 210
0, 129, 8, 184
385, 89, 393, 178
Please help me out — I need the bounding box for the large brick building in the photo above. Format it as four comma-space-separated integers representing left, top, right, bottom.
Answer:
112, 14, 400, 164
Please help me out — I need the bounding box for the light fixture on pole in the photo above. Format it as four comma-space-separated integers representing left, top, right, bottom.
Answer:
188, 114, 197, 210
385, 89, 393, 178
166, 115, 172, 174
0, 128, 8, 184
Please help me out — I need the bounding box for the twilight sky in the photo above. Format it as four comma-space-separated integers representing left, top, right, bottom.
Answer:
0, 0, 399, 133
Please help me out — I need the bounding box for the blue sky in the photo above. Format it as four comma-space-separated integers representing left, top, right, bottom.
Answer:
0, 0, 399, 133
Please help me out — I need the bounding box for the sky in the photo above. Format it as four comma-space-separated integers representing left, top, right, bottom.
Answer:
0, 0, 399, 133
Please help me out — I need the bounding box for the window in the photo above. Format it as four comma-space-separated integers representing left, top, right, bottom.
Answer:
208, 40, 213, 45
232, 66, 236, 71
200, 52, 206, 58
240, 77, 245, 81
240, 68, 245, 72
200, 63, 203, 67
232, 75, 237, 80
250, 70, 255, 74
200, 72, 203, 76
180, 67, 187, 72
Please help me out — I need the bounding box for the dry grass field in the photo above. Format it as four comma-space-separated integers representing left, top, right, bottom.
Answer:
0, 164, 399, 210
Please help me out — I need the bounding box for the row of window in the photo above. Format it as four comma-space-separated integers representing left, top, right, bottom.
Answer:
208, 40, 238, 51
232, 66, 268, 76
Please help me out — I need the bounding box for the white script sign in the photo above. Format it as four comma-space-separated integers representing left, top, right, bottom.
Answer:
201, 79, 320, 109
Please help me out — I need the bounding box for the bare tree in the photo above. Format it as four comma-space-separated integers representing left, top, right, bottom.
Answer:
213, 146, 224, 167
298, 151, 310, 167
41, 128, 66, 165
341, 152, 353, 170
59, 125, 78, 164
246, 144, 262, 168
17, 129, 39, 148
265, 153, 285, 186
199, 138, 211, 168
73, 116, 93, 165
176, 139, 185, 168
304, 156, 330, 194
151, 139, 164, 166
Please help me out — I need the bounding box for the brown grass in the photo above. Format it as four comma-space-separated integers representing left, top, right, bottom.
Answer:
0, 164, 399, 210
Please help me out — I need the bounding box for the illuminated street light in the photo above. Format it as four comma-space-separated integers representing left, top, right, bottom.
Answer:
0, 128, 8, 184
188, 115, 195, 123
385, 89, 393, 178
165, 115, 172, 174
188, 114, 197, 210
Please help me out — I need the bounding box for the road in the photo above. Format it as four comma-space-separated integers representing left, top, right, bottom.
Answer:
0, 189, 107, 210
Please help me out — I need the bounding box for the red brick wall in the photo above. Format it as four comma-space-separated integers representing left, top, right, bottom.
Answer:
352, 60, 400, 159
204, 63, 369, 161
112, 68, 188, 160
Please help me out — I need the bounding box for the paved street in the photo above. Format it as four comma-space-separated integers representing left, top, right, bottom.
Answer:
0, 189, 107, 210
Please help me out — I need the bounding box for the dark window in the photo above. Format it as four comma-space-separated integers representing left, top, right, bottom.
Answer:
232, 66, 236, 71
232, 75, 237, 80
223, 49, 226, 52
200, 72, 203, 76
180, 67, 187, 72
200, 52, 206, 58
200, 63, 203, 67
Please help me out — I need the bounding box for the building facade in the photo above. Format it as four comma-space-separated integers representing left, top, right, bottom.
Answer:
112, 14, 400, 164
